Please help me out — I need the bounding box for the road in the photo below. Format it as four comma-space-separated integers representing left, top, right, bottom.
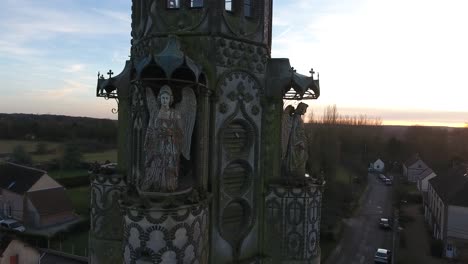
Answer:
325, 173, 394, 264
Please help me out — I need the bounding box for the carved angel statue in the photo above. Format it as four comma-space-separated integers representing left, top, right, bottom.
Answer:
281, 103, 309, 178
140, 85, 197, 192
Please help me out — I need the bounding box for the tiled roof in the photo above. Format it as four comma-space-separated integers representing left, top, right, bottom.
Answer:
404, 155, 420, 167
419, 168, 435, 179
27, 187, 74, 215
0, 162, 45, 194
429, 165, 468, 207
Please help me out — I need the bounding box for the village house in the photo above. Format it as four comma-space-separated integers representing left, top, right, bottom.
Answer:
426, 166, 468, 261
403, 155, 429, 183
0, 162, 76, 228
370, 158, 385, 173
0, 239, 88, 264
417, 167, 437, 192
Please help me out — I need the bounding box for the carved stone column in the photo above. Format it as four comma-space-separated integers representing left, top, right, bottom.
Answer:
89, 173, 127, 264
265, 181, 325, 264
196, 87, 213, 190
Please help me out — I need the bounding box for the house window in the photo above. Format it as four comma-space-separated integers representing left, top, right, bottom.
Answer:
225, 0, 233, 11
447, 243, 453, 251
8, 204, 12, 217
244, 0, 253, 17
167, 0, 180, 9
190, 0, 203, 8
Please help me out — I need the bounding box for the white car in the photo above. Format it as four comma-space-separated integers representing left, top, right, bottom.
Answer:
374, 248, 391, 263
0, 219, 26, 232
379, 218, 391, 229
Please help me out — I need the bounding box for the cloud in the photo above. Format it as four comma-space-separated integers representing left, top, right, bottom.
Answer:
63, 64, 86, 73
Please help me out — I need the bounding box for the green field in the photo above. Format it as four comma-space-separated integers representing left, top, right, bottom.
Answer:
0, 140, 61, 154
48, 169, 89, 179
0, 139, 117, 164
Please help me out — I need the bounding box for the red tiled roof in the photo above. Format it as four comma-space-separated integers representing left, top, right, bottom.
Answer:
27, 187, 74, 215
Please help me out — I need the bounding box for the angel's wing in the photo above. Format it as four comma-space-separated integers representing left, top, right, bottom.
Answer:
281, 106, 294, 159
175, 87, 197, 160
146, 87, 159, 119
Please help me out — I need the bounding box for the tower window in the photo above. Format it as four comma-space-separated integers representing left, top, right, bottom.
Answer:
191, 0, 203, 8
167, 0, 180, 9
244, 0, 253, 17
225, 0, 233, 12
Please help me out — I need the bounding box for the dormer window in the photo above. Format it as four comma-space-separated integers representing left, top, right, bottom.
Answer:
225, 0, 233, 12
191, 0, 203, 8
244, 0, 253, 17
167, 0, 180, 9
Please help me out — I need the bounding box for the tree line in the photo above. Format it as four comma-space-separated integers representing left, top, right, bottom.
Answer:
0, 113, 117, 144
305, 104, 468, 181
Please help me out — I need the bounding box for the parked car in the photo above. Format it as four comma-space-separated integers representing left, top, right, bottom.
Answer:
384, 178, 392, 185
374, 248, 391, 263
379, 218, 391, 229
0, 219, 25, 232
379, 174, 386, 181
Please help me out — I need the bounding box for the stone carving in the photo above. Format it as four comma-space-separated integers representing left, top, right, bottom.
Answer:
281, 102, 309, 178
215, 38, 267, 73
121, 200, 209, 264
265, 183, 323, 263
140, 85, 197, 192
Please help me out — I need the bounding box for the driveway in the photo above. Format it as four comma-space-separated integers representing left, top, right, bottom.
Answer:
325, 173, 393, 264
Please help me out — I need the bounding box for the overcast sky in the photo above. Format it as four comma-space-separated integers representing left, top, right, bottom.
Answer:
0, 0, 467, 127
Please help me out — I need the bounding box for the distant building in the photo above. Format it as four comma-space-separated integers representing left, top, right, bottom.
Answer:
403, 155, 429, 182
0, 162, 76, 228
426, 166, 468, 261
0, 239, 88, 264
370, 158, 385, 172
417, 168, 437, 192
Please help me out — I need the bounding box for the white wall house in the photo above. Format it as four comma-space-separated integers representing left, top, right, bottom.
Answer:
426, 166, 468, 261
0, 162, 76, 228
417, 168, 437, 192
371, 158, 385, 172
403, 156, 429, 183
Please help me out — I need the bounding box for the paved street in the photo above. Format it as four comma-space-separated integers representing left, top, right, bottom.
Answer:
326, 173, 393, 264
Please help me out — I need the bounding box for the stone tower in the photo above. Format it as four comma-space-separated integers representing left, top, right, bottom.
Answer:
93, 0, 324, 263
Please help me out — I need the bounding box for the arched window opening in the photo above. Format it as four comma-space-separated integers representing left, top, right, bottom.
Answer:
167, 0, 180, 9
225, 0, 233, 12
244, 0, 253, 17
191, 0, 203, 8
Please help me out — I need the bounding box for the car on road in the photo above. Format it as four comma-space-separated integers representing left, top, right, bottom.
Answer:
374, 248, 391, 263
0, 219, 26, 232
379, 218, 391, 229
378, 174, 386, 181
384, 178, 392, 185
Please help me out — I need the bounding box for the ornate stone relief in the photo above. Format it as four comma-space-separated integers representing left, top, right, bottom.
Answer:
90, 174, 127, 240
215, 38, 268, 73
214, 70, 262, 261
265, 183, 323, 262
121, 201, 209, 264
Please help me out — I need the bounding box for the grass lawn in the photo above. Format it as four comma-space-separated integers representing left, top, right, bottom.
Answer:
83, 149, 117, 163
0, 140, 61, 154
48, 169, 89, 179
335, 165, 358, 184
67, 186, 90, 216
